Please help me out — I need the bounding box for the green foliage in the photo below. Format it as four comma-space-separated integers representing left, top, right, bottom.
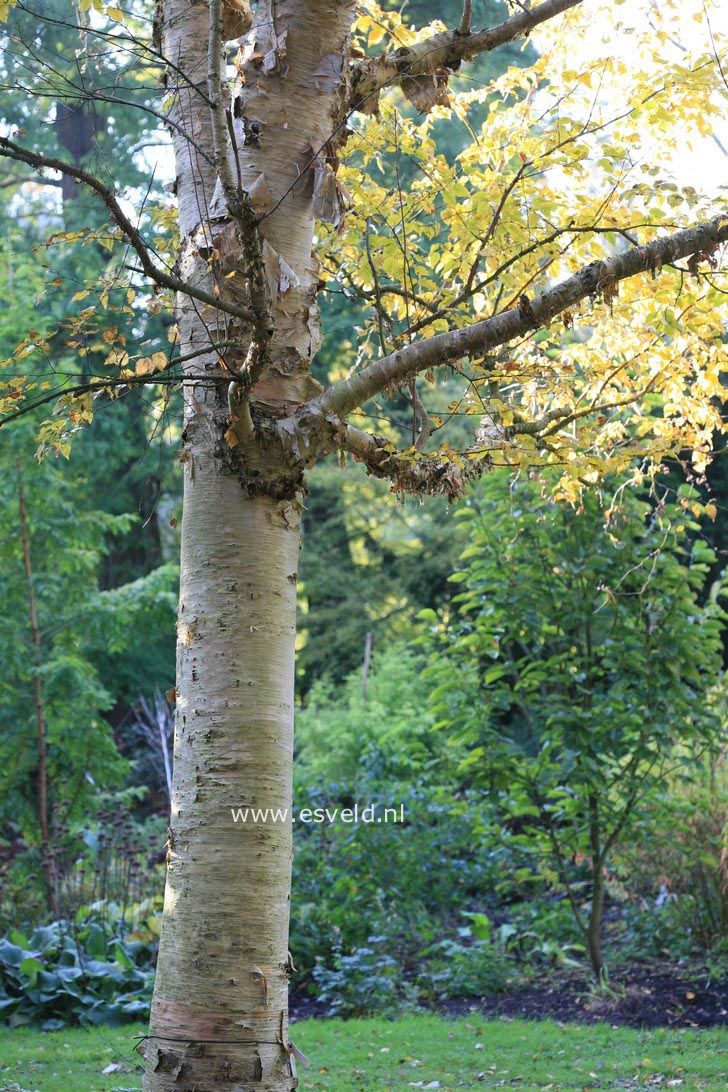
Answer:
0, 428, 178, 852
617, 744, 728, 954
311, 935, 416, 1017
296, 643, 446, 781
0, 436, 129, 849
290, 781, 489, 985
0, 901, 159, 1029
424, 470, 726, 975
422, 899, 587, 1001
291, 645, 587, 1002
292, 647, 499, 986
298, 464, 468, 693
84, 563, 178, 714
0, 47, 179, 881
422, 934, 513, 1000
501, 900, 585, 967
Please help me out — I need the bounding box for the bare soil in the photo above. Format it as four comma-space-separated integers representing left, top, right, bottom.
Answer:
439, 963, 728, 1028
291, 963, 728, 1028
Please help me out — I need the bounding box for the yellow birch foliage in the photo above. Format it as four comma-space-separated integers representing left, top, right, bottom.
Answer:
327, 0, 728, 493
1, 0, 727, 486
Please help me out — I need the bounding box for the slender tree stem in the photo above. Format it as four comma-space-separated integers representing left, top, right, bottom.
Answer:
17, 456, 58, 918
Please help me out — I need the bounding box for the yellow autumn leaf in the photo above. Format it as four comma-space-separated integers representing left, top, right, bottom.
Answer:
366, 21, 386, 46
106, 348, 129, 370
149, 351, 168, 371
135, 351, 168, 376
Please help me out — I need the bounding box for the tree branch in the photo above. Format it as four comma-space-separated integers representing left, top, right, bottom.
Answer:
458, 0, 473, 37
347, 0, 583, 116
0, 341, 237, 428
333, 421, 480, 500
0, 173, 64, 190
0, 137, 257, 326
320, 403, 574, 498
208, 0, 237, 200
315, 215, 728, 420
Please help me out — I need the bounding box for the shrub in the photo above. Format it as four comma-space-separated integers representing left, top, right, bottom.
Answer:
0, 900, 160, 1028
311, 936, 418, 1017
422, 936, 513, 999
424, 472, 726, 980
614, 746, 728, 959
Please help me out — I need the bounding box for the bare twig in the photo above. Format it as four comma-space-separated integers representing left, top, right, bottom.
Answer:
365, 217, 389, 355
458, 0, 473, 36
0, 173, 63, 189
0, 137, 257, 325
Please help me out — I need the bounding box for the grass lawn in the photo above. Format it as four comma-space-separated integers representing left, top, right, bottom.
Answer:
0, 1015, 726, 1091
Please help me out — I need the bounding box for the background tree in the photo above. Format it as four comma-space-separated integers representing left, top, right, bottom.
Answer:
0, 421, 129, 918
0, 0, 180, 915
0, 0, 727, 1088
424, 472, 726, 980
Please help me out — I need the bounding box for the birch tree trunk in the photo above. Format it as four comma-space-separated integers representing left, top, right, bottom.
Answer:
144, 1, 357, 1087
144, 465, 301, 1090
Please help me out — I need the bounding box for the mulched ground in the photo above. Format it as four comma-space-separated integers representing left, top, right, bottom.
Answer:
291, 963, 728, 1029
440, 964, 728, 1029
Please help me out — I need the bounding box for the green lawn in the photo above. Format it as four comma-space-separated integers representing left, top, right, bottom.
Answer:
0, 1016, 726, 1091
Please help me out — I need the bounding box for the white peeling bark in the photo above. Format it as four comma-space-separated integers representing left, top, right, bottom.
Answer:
143, 1, 359, 1088
143, 448, 300, 1090
213, 0, 357, 412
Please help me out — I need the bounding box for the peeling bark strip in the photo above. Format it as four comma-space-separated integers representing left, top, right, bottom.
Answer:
315, 216, 728, 419
347, 0, 584, 116
337, 420, 481, 501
